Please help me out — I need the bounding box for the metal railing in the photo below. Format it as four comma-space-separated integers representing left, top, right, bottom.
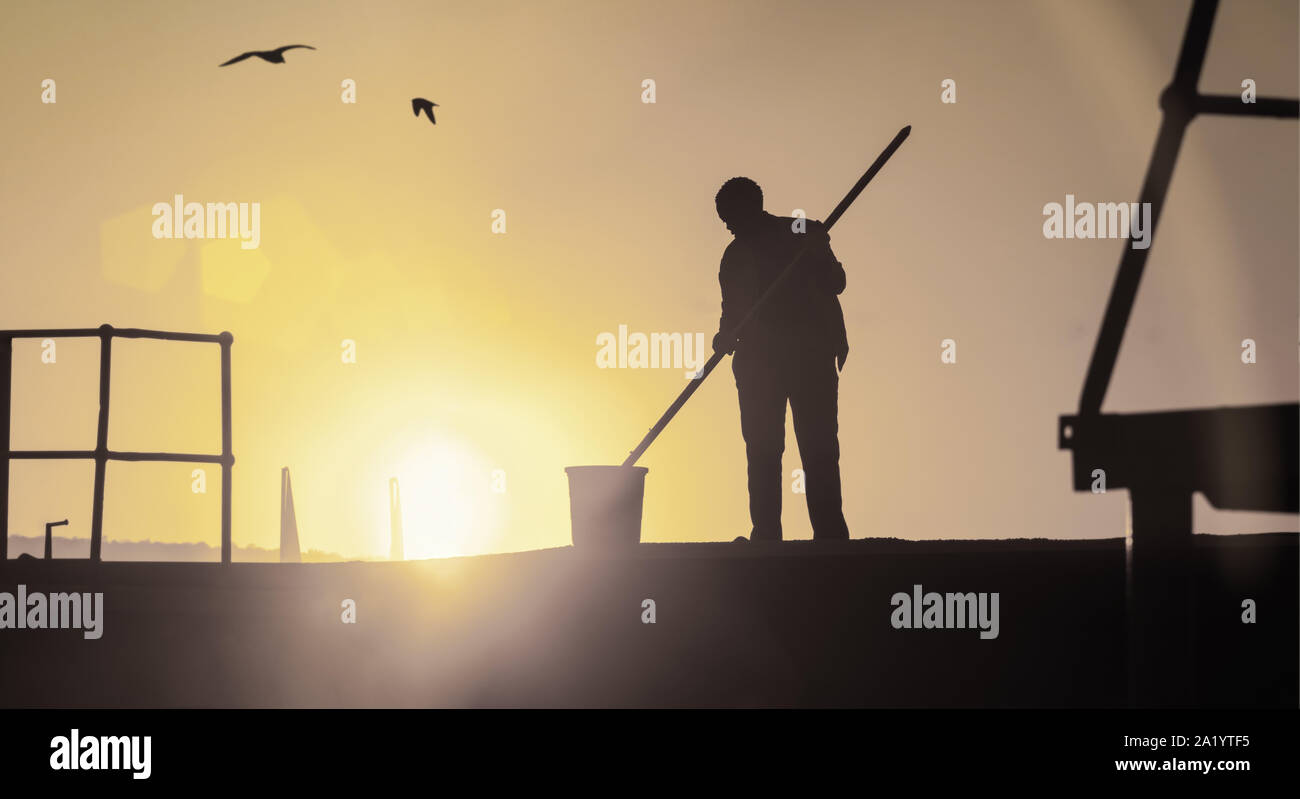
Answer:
0, 324, 234, 563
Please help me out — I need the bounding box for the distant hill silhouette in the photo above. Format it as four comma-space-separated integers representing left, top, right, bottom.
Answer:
5, 534, 348, 563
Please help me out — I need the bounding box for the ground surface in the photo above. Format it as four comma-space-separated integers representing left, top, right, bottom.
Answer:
0, 535, 1294, 707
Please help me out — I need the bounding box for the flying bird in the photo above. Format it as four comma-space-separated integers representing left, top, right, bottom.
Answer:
412, 98, 439, 125
219, 45, 316, 67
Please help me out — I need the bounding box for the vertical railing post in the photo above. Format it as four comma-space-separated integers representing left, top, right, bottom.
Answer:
219, 331, 233, 564
89, 324, 113, 562
0, 335, 11, 563
1127, 489, 1194, 706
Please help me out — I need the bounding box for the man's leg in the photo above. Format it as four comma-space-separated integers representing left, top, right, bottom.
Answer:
789, 354, 850, 540
733, 353, 787, 541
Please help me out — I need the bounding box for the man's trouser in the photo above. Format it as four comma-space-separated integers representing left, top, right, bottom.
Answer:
732, 346, 850, 541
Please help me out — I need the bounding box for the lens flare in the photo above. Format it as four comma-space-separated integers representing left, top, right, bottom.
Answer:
391, 434, 504, 560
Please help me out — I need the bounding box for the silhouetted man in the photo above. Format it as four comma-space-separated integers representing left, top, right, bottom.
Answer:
713, 177, 851, 542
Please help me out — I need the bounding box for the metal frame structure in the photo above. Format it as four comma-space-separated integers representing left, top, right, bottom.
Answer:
1059, 0, 1298, 705
0, 324, 234, 563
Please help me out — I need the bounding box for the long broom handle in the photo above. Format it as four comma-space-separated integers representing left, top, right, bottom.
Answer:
620, 125, 911, 468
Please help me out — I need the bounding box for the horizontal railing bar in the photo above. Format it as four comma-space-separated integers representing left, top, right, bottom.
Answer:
0, 329, 102, 339
112, 328, 227, 343
8, 450, 95, 459
111, 451, 227, 463
9, 450, 225, 463
1196, 94, 1299, 118
0, 327, 226, 343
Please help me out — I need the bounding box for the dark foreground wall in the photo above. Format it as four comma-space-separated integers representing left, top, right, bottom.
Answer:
0, 535, 1293, 707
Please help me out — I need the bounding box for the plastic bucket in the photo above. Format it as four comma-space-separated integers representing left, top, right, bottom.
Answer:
564, 465, 648, 547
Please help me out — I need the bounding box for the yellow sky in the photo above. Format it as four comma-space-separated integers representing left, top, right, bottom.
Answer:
1, 0, 1296, 559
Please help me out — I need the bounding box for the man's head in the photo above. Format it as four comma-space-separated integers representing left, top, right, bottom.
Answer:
715, 177, 764, 236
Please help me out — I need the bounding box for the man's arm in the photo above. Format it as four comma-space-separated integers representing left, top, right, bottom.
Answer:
714, 241, 746, 354
806, 220, 846, 295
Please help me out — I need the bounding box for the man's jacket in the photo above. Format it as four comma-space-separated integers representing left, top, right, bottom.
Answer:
717, 212, 849, 367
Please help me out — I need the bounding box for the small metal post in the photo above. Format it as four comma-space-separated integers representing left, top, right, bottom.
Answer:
44, 519, 68, 559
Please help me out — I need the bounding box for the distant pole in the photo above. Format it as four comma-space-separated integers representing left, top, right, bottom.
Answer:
389, 478, 404, 561
44, 519, 68, 560
280, 467, 302, 563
